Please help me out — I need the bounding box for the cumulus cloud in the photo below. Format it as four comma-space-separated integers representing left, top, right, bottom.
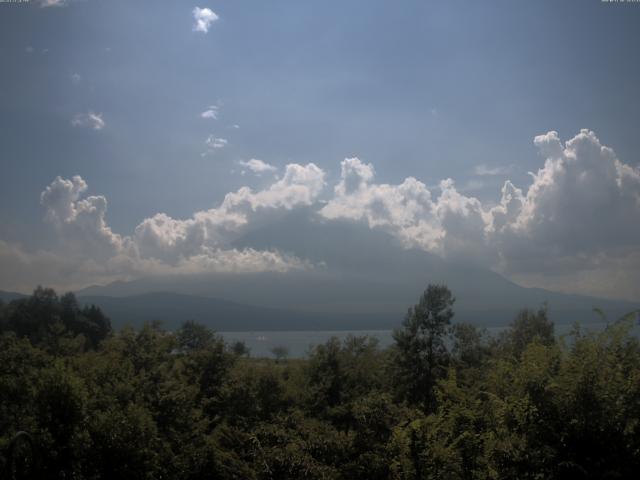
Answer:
5, 129, 640, 299
106, 161, 324, 264
238, 159, 277, 175
320, 157, 482, 257
320, 132, 640, 298
15, 163, 326, 289
201, 105, 218, 119
219, 163, 325, 212
40, 176, 126, 260
489, 129, 640, 276
192, 7, 219, 33
72, 112, 105, 130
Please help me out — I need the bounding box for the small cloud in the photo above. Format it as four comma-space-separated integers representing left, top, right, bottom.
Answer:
238, 159, 277, 176
25, 46, 34, 54
40, 0, 67, 7
193, 7, 219, 33
203, 135, 227, 154
473, 164, 512, 176
201, 105, 218, 119
70, 73, 81, 85
71, 112, 105, 131
430, 107, 438, 117
232, 124, 240, 129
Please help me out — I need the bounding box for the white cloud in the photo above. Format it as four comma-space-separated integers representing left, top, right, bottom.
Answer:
321, 157, 464, 255
6, 129, 640, 299
40, 176, 126, 260
23, 164, 326, 288
320, 132, 640, 298
40, 0, 67, 7
220, 163, 325, 212
204, 135, 227, 152
201, 105, 218, 119
238, 159, 277, 175
71, 73, 81, 85
71, 112, 105, 130
488, 129, 640, 277
192, 7, 219, 33
133, 162, 325, 264
474, 164, 512, 176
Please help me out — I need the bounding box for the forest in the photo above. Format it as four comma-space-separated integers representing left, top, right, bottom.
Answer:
1, 285, 640, 479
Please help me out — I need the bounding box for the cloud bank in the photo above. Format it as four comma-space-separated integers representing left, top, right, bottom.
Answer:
2, 130, 639, 299
320, 131, 640, 298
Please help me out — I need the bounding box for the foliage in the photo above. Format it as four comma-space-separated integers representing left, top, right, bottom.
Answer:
392, 284, 455, 411
1, 286, 640, 479
270, 346, 290, 363
0, 287, 110, 353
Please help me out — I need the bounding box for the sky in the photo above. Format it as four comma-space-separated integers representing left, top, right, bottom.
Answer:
1, 0, 639, 301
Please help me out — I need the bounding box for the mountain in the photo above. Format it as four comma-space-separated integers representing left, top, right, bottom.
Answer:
76, 214, 639, 330
0, 290, 27, 303
77, 292, 394, 331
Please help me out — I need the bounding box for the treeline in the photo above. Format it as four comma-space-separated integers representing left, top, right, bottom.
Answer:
1, 285, 640, 479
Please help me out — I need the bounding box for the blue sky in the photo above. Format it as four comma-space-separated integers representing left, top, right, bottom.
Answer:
1, 0, 640, 299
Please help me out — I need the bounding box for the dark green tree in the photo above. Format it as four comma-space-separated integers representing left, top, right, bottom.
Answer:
6, 286, 59, 345
271, 345, 289, 363
231, 340, 250, 357
450, 323, 489, 370
177, 320, 215, 352
392, 284, 455, 411
499, 305, 555, 358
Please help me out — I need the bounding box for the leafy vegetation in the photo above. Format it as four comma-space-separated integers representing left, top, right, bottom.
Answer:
1, 285, 639, 479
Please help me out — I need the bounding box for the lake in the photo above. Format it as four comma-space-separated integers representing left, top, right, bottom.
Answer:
219, 321, 625, 358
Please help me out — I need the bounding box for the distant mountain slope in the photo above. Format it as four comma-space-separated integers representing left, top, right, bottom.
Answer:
0, 290, 27, 303
77, 292, 396, 331
77, 281, 638, 331
76, 215, 639, 330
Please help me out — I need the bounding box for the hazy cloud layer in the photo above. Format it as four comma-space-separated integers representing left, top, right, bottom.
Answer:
474, 164, 512, 176
71, 112, 105, 130
3, 130, 639, 299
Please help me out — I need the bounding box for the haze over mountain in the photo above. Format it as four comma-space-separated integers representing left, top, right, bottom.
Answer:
72, 215, 638, 331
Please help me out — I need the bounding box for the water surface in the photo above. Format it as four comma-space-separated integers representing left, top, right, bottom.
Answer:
219, 321, 623, 358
